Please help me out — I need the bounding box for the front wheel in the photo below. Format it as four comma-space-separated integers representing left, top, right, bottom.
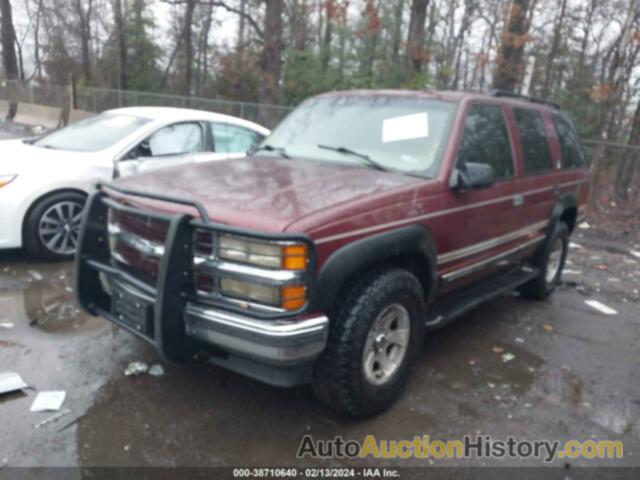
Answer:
312, 268, 426, 418
23, 191, 86, 262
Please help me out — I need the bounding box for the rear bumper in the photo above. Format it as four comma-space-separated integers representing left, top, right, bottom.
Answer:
75, 189, 328, 387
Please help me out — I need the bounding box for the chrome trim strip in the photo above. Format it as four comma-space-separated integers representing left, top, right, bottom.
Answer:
437, 220, 548, 265
194, 259, 305, 285
441, 235, 545, 283
315, 180, 589, 245
108, 224, 165, 258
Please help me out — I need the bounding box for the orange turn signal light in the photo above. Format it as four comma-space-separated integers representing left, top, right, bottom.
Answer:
281, 285, 307, 311
282, 244, 308, 270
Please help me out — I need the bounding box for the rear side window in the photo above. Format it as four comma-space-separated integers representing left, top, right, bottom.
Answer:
457, 104, 514, 180
514, 108, 553, 174
552, 114, 586, 169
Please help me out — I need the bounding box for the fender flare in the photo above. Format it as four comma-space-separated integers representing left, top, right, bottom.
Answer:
309, 225, 438, 312
538, 192, 578, 257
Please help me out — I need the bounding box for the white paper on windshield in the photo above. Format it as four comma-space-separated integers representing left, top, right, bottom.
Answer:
382, 112, 429, 143
103, 116, 137, 128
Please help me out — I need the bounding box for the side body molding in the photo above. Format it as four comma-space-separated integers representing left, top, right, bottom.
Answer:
309, 225, 438, 312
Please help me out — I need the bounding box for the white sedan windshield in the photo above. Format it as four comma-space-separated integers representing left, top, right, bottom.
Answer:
34, 113, 151, 152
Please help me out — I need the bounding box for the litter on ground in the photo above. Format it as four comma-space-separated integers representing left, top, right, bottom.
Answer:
0, 322, 14, 329
124, 362, 149, 376
585, 300, 618, 316
35, 409, 71, 429
30, 391, 67, 412
148, 364, 165, 377
0, 372, 29, 395
502, 353, 516, 363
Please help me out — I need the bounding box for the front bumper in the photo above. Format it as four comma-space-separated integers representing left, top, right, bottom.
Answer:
75, 188, 328, 387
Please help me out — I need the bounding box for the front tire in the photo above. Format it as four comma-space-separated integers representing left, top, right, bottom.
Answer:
23, 191, 86, 262
519, 221, 569, 300
312, 268, 426, 418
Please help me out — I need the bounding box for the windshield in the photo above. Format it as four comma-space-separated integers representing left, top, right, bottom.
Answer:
33, 113, 151, 152
262, 95, 456, 176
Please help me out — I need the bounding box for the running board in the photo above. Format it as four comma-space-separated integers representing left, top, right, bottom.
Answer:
425, 266, 539, 330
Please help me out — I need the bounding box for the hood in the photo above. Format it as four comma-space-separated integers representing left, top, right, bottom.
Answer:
0, 138, 94, 173
113, 156, 422, 232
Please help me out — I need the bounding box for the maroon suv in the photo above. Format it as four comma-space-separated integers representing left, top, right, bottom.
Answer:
76, 90, 590, 417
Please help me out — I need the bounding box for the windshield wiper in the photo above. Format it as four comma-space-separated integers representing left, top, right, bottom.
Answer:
318, 144, 388, 172
254, 144, 291, 159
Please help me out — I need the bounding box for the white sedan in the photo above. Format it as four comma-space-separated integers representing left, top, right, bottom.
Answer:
0, 107, 269, 261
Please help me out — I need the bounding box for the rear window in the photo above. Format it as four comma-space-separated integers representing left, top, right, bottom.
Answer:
457, 103, 514, 180
552, 114, 586, 169
514, 108, 553, 175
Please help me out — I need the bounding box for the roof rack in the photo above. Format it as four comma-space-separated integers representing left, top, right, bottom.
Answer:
490, 89, 561, 110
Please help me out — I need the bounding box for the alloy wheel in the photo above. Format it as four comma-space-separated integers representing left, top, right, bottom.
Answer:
362, 303, 411, 386
38, 201, 84, 256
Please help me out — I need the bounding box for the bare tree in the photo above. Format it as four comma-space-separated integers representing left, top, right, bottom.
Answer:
0, 0, 19, 80
259, 0, 284, 118
405, 0, 429, 78
493, 0, 531, 92
113, 0, 127, 90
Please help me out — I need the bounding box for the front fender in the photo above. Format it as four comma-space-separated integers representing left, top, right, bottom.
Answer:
309, 225, 437, 312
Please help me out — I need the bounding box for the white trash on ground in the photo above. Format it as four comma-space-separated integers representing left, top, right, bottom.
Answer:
124, 362, 149, 376
0, 322, 14, 329
148, 364, 165, 377
30, 391, 67, 412
0, 371, 29, 395
34, 409, 72, 429
585, 300, 618, 316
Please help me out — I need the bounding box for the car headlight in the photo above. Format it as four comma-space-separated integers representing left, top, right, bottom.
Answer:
217, 234, 309, 270
0, 175, 17, 188
193, 230, 310, 312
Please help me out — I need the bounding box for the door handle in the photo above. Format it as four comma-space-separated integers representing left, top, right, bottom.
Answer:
513, 194, 524, 207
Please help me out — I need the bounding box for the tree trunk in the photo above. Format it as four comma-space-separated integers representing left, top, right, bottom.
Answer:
321, 0, 335, 69
74, 0, 93, 83
493, 0, 531, 92
181, 0, 196, 97
113, 0, 127, 90
0, 0, 19, 80
405, 0, 429, 78
540, 0, 567, 97
259, 0, 284, 124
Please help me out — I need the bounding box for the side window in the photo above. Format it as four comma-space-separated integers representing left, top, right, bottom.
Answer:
457, 103, 514, 180
212, 123, 263, 154
552, 114, 586, 169
143, 122, 203, 157
514, 108, 553, 175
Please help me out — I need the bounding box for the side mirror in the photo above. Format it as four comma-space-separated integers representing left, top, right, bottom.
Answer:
449, 162, 495, 191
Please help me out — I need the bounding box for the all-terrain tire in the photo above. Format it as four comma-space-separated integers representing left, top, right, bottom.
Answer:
519, 221, 569, 300
312, 268, 426, 418
23, 191, 87, 262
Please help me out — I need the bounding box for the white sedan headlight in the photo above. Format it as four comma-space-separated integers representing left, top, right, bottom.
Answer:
0, 175, 17, 188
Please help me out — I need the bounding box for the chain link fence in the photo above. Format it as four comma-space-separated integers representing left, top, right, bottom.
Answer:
0, 79, 293, 128
0, 78, 637, 230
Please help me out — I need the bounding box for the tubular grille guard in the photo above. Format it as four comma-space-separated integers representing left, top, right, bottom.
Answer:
77, 183, 317, 321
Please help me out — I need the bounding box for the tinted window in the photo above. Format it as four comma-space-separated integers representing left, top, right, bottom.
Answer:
457, 104, 514, 180
212, 124, 263, 153
33, 114, 150, 152
145, 122, 203, 157
552, 114, 586, 169
514, 108, 553, 174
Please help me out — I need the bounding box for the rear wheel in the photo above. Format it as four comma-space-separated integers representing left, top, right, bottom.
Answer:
24, 192, 86, 262
312, 268, 426, 418
519, 221, 569, 300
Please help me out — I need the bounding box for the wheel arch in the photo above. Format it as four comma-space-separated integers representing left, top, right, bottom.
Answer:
309, 225, 438, 313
